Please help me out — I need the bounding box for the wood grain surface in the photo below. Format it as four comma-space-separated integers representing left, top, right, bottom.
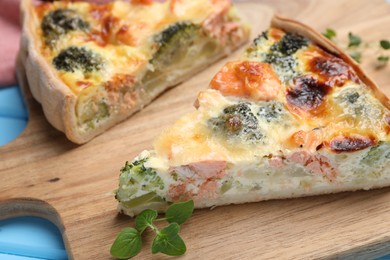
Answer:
2, 0, 390, 259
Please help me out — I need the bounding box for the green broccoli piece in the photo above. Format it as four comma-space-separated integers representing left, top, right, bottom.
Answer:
116, 157, 165, 204
257, 101, 285, 123
53, 47, 103, 73
246, 30, 269, 60
150, 22, 202, 69
79, 101, 110, 129
42, 9, 89, 46
270, 32, 308, 56
264, 33, 308, 82
361, 142, 390, 166
122, 158, 164, 190
265, 53, 298, 83
253, 31, 269, 47
209, 103, 264, 143
247, 32, 306, 83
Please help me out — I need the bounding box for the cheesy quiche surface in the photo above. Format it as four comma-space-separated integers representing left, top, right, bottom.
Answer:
19, 0, 250, 143
115, 15, 390, 216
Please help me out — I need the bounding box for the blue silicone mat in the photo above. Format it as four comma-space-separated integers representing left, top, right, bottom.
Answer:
0, 86, 68, 260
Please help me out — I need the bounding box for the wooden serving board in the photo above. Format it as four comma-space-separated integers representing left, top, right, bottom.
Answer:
2, 0, 390, 259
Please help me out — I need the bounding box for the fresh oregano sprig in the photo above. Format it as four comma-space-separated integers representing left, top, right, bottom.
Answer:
348, 32, 362, 48
322, 28, 337, 40
322, 28, 390, 66
378, 40, 390, 66
111, 200, 194, 259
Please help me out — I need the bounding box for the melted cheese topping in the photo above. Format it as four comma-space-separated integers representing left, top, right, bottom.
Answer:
153, 27, 390, 167
32, 0, 248, 132
115, 26, 390, 213
34, 0, 219, 96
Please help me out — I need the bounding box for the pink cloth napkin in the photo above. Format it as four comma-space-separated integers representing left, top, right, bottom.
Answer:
0, 0, 134, 87
0, 0, 20, 86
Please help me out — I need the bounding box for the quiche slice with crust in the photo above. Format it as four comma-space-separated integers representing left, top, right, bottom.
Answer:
18, 0, 250, 144
115, 15, 390, 216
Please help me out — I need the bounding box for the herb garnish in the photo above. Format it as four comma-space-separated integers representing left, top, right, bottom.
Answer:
322, 28, 390, 67
348, 32, 362, 48
378, 40, 390, 65
349, 52, 362, 63
322, 28, 336, 40
111, 200, 194, 259
380, 40, 390, 50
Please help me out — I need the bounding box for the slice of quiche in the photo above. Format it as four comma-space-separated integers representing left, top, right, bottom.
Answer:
18, 0, 250, 144
115, 15, 390, 216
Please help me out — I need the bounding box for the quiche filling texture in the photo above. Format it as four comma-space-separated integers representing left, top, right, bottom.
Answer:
115, 19, 390, 216
24, 0, 249, 143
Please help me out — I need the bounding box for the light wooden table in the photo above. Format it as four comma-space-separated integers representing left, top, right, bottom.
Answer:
2, 0, 390, 259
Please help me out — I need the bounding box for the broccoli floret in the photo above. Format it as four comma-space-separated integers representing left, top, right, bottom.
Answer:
341, 89, 360, 104
253, 31, 269, 46
53, 47, 103, 73
115, 155, 167, 212
151, 22, 202, 69
121, 158, 164, 191
246, 31, 269, 60
362, 142, 390, 166
257, 101, 285, 123
265, 53, 298, 83
271, 32, 308, 56
209, 103, 264, 143
79, 101, 110, 129
262, 33, 308, 82
42, 9, 89, 46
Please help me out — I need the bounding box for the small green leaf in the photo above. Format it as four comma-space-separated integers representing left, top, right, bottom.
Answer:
160, 222, 180, 237
349, 52, 362, 63
110, 227, 142, 259
348, 32, 362, 48
135, 209, 157, 233
378, 55, 389, 63
322, 28, 336, 40
152, 223, 186, 256
166, 200, 194, 225
380, 40, 390, 50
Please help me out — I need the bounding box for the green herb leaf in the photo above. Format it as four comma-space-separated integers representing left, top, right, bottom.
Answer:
348, 32, 362, 48
380, 40, 390, 50
322, 28, 336, 40
378, 55, 389, 63
151, 223, 186, 256
166, 200, 194, 225
349, 52, 362, 63
110, 227, 142, 259
135, 209, 158, 233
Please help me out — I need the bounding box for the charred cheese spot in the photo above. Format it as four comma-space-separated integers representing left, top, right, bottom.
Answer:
309, 55, 359, 87
328, 134, 376, 153
286, 76, 329, 115
210, 61, 281, 101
